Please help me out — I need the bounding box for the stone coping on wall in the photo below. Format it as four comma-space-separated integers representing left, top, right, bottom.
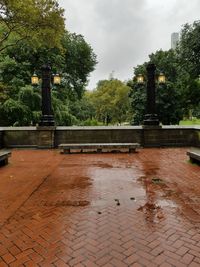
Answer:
0, 127, 37, 131
0, 125, 199, 131
56, 125, 199, 130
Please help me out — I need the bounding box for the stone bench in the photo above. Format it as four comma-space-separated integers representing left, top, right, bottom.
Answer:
59, 143, 140, 154
187, 148, 200, 165
0, 150, 11, 166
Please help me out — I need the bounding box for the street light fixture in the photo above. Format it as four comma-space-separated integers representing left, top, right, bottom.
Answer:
31, 73, 39, 85
136, 72, 166, 85
31, 65, 61, 127
158, 72, 166, 84
53, 74, 61, 85
137, 74, 144, 84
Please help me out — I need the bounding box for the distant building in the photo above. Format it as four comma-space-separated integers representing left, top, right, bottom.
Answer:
171, 32, 179, 49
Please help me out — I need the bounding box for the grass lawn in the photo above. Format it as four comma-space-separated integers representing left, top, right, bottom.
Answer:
179, 119, 200, 125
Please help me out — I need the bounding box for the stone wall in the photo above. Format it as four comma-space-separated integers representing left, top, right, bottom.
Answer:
143, 126, 197, 147
194, 127, 200, 147
0, 126, 199, 149
1, 127, 38, 148
54, 126, 142, 147
0, 130, 3, 148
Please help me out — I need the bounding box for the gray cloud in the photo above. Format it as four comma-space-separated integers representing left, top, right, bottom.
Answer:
58, 0, 200, 89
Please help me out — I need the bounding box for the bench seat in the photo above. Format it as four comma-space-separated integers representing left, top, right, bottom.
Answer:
59, 143, 140, 154
0, 150, 11, 166
187, 148, 200, 165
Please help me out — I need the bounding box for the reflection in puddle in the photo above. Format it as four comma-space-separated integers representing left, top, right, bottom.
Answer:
158, 199, 177, 208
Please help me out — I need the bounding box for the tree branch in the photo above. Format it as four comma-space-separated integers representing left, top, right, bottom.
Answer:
0, 35, 29, 52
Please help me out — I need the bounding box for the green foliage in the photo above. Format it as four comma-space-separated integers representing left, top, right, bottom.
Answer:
69, 93, 96, 122
90, 79, 132, 125
61, 33, 97, 98
156, 82, 182, 125
18, 86, 41, 111
0, 30, 97, 126
129, 83, 146, 125
179, 119, 200, 125
0, 0, 65, 52
80, 119, 100, 126
176, 21, 200, 115
52, 96, 77, 126
129, 20, 200, 124
177, 21, 200, 78
149, 49, 178, 83
0, 98, 31, 126
129, 49, 183, 125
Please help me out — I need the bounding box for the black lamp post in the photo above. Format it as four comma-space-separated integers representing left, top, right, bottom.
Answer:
143, 63, 159, 126
136, 63, 166, 126
31, 65, 61, 127
40, 65, 55, 126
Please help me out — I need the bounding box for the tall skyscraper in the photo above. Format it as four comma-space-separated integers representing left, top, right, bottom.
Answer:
171, 32, 179, 49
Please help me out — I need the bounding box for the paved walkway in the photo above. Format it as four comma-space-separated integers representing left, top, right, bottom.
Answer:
0, 148, 200, 267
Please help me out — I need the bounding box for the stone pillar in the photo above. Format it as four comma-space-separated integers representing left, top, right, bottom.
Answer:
37, 126, 55, 148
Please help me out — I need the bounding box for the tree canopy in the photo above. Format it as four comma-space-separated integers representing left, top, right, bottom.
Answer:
0, 30, 97, 126
129, 20, 200, 125
0, 0, 65, 52
89, 79, 131, 125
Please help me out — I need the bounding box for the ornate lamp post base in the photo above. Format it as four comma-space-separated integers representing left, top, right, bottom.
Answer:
143, 114, 160, 126
39, 115, 55, 127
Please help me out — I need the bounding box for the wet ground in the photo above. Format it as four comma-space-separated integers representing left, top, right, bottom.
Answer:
0, 148, 200, 267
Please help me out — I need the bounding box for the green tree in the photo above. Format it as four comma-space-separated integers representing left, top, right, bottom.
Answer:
61, 33, 97, 98
91, 79, 131, 125
0, 98, 31, 126
128, 81, 146, 125
0, 31, 97, 126
177, 21, 200, 115
129, 49, 183, 125
156, 82, 182, 125
177, 21, 200, 78
149, 49, 178, 82
0, 0, 65, 52
69, 91, 96, 123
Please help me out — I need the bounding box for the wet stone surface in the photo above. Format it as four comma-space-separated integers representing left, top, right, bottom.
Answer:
0, 148, 200, 266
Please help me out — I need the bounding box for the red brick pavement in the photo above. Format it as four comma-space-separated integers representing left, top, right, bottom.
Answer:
0, 148, 200, 266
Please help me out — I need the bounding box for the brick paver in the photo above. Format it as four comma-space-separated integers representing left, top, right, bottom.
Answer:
0, 148, 200, 266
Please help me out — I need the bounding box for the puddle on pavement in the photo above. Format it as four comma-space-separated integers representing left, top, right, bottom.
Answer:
52, 154, 200, 225
54, 178, 92, 190
93, 162, 113, 168
157, 199, 177, 208
44, 200, 90, 207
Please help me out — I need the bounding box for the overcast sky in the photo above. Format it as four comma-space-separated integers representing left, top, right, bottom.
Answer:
58, 0, 200, 89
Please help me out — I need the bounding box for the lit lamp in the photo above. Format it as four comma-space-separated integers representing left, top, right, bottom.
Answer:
31, 73, 39, 85
137, 74, 144, 84
158, 73, 166, 84
53, 74, 61, 85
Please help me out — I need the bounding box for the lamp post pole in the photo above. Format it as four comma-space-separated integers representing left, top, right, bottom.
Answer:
39, 64, 55, 126
143, 63, 160, 126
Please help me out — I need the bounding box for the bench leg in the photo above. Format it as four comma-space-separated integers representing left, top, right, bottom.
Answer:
190, 157, 200, 165
0, 158, 8, 166
129, 148, 136, 153
63, 149, 70, 154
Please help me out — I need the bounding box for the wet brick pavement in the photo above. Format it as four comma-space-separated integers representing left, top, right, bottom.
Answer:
0, 148, 200, 267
